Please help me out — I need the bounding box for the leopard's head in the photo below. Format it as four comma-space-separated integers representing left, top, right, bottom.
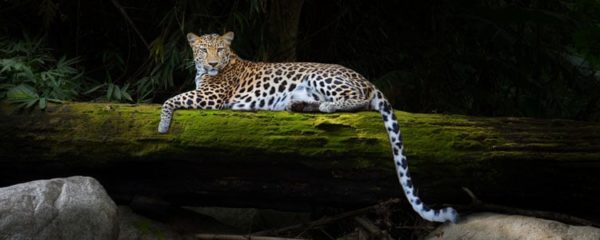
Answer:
187, 32, 234, 76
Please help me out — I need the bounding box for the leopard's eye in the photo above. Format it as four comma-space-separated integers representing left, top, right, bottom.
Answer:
217, 47, 224, 52
200, 48, 208, 53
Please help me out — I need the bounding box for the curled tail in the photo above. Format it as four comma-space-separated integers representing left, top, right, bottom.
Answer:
371, 91, 458, 223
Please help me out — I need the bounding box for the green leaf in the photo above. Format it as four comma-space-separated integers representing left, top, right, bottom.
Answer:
6, 84, 39, 101
113, 84, 122, 100
47, 98, 62, 103
120, 83, 133, 102
39, 97, 47, 109
24, 99, 38, 109
107, 83, 114, 100
83, 83, 107, 95
121, 83, 129, 92
122, 91, 133, 102
0, 83, 15, 90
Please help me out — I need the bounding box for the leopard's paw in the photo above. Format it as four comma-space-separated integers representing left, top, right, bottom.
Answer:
158, 120, 170, 133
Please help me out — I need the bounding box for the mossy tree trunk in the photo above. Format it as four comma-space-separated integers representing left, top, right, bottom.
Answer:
1, 102, 599, 217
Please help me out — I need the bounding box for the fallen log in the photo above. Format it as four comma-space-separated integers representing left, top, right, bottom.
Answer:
0, 102, 599, 219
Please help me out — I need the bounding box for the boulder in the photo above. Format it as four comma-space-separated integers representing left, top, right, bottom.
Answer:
426, 213, 600, 240
0, 176, 119, 240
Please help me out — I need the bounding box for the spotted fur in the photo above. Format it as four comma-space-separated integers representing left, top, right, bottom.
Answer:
158, 32, 458, 223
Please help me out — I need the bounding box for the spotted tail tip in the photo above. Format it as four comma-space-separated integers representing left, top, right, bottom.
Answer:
419, 206, 459, 223
445, 207, 459, 223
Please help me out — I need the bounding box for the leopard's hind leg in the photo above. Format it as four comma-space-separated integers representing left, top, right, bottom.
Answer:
285, 81, 325, 112
318, 86, 371, 113
318, 99, 370, 113
287, 82, 371, 113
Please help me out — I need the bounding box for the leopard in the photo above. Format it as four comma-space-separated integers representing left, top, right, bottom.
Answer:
158, 32, 458, 223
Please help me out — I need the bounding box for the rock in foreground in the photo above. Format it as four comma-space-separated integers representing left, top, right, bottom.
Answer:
426, 213, 600, 240
0, 176, 119, 240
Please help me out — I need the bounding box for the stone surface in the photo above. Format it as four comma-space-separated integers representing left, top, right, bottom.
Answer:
0, 176, 118, 240
426, 213, 600, 240
118, 206, 189, 240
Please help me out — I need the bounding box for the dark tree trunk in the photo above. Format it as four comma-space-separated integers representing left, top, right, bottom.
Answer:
0, 102, 599, 219
266, 0, 304, 61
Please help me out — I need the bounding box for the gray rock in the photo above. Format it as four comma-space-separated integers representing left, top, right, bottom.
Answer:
426, 212, 600, 240
0, 176, 119, 240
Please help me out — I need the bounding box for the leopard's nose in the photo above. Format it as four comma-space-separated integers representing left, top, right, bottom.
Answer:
208, 62, 218, 67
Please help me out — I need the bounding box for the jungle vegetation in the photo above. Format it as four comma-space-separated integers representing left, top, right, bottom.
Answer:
1, 0, 599, 121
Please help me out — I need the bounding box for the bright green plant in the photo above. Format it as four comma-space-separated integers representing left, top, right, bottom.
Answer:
0, 36, 83, 109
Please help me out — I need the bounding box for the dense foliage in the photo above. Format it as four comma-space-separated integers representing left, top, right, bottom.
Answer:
1, 0, 598, 121
0, 37, 82, 109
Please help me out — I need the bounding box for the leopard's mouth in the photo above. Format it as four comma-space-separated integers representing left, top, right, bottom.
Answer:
203, 65, 219, 76
207, 68, 219, 76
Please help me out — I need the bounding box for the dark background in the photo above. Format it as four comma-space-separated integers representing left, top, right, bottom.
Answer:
1, 0, 599, 121
1, 2, 600, 237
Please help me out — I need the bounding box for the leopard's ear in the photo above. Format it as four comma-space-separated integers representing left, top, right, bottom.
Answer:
222, 32, 234, 46
187, 32, 200, 44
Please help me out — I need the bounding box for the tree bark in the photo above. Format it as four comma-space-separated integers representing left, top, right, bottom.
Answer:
0, 102, 599, 218
266, 0, 304, 61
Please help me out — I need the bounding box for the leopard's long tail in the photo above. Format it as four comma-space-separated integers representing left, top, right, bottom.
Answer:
371, 90, 458, 223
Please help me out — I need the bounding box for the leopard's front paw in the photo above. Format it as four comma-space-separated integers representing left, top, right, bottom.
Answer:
318, 102, 336, 113
158, 120, 170, 134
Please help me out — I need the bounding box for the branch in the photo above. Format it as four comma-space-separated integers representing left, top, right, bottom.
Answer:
110, 0, 150, 49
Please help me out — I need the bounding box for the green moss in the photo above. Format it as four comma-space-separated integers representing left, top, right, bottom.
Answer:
3, 102, 600, 174
3, 103, 482, 168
